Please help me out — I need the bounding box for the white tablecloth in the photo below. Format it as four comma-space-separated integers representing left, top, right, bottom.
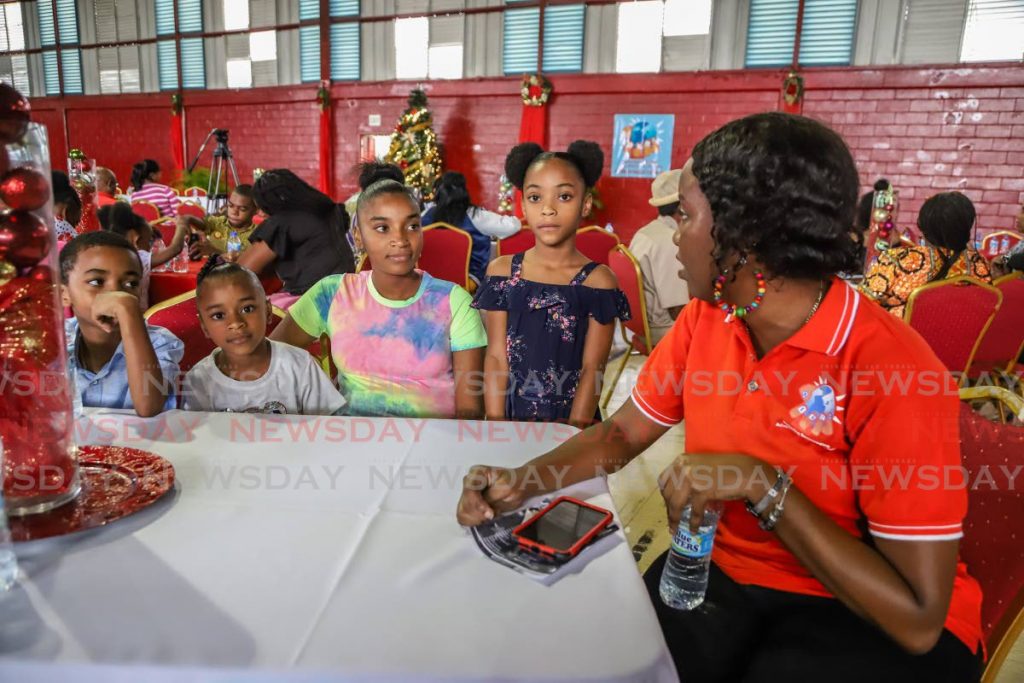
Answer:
0, 410, 676, 682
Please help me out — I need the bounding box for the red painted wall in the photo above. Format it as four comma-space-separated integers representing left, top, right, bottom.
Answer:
29, 63, 1024, 244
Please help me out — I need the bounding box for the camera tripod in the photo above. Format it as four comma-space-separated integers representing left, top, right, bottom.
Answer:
188, 128, 240, 212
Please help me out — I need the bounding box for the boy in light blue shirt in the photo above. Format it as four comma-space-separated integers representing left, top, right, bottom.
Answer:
60, 232, 184, 415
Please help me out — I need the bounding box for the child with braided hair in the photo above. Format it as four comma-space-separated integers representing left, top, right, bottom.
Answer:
472, 140, 630, 427
181, 256, 344, 415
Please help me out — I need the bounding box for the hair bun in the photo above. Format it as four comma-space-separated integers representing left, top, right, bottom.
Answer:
504, 143, 545, 190
358, 161, 405, 191
566, 140, 604, 188
873, 178, 890, 192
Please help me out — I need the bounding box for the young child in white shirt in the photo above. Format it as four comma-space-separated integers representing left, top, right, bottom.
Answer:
182, 258, 344, 415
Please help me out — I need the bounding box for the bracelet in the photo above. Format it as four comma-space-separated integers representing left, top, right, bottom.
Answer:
759, 474, 793, 532
746, 467, 786, 518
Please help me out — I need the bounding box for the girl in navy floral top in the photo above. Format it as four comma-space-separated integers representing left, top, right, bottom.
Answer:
473, 141, 630, 427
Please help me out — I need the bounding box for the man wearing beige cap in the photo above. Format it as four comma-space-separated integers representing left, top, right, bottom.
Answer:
628, 169, 689, 345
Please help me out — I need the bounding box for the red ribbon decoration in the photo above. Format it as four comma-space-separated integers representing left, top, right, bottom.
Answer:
318, 81, 333, 196
170, 95, 185, 172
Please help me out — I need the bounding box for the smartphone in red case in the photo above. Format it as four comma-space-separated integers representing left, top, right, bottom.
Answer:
513, 496, 614, 561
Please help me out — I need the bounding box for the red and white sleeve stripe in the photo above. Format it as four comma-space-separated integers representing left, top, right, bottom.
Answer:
630, 387, 681, 428
868, 520, 963, 541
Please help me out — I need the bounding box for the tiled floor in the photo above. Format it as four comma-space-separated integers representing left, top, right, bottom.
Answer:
601, 353, 1024, 682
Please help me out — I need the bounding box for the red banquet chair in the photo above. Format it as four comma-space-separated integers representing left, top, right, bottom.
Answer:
968, 273, 1024, 388
183, 186, 208, 199
178, 201, 206, 219
980, 230, 1023, 259
419, 222, 474, 291
956, 387, 1024, 683
601, 245, 652, 410
131, 200, 162, 223
496, 228, 535, 257
575, 226, 620, 266
904, 276, 1002, 385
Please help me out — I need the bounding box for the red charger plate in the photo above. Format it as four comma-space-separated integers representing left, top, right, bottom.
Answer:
9, 445, 175, 542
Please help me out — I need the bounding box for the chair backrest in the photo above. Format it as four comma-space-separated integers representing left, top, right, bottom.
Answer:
969, 273, 1024, 377
419, 222, 473, 290
981, 230, 1023, 258
904, 276, 1002, 382
496, 228, 535, 257
253, 213, 266, 225
178, 201, 206, 219
144, 291, 211, 374
355, 253, 371, 273
575, 226, 620, 266
957, 402, 1024, 679
607, 245, 652, 355
131, 200, 161, 223
183, 186, 208, 198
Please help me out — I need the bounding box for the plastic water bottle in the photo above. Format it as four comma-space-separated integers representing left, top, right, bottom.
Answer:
1001, 236, 1011, 255
226, 230, 242, 259
0, 439, 20, 592
151, 237, 170, 272
171, 244, 189, 273
659, 503, 722, 610
988, 238, 1000, 258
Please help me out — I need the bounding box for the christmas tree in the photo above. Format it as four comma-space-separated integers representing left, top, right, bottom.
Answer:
385, 89, 442, 200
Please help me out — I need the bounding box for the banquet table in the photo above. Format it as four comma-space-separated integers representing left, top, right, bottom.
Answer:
0, 410, 676, 682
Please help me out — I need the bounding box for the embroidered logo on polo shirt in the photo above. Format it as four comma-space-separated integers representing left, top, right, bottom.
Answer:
788, 376, 845, 438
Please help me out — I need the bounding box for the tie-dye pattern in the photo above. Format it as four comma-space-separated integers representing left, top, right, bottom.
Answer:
290, 271, 486, 418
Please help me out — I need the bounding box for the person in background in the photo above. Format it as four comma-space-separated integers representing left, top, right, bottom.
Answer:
240, 169, 355, 310
180, 184, 258, 259
182, 258, 344, 415
422, 171, 521, 285
457, 113, 982, 682
271, 169, 486, 419
629, 169, 690, 345
129, 159, 179, 218
862, 192, 991, 317
52, 171, 83, 240
991, 205, 1024, 275
99, 202, 188, 311
60, 231, 183, 416
94, 167, 119, 207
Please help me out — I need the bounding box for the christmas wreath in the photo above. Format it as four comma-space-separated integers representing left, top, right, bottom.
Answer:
521, 73, 552, 107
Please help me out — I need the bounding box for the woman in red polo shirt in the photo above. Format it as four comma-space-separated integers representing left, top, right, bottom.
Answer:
457, 113, 982, 682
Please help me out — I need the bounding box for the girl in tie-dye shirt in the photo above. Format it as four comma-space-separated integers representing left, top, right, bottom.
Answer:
273, 175, 486, 419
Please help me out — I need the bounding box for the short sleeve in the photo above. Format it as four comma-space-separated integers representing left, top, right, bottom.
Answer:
630, 301, 700, 427
471, 275, 511, 311
297, 352, 346, 415
289, 274, 342, 339
449, 285, 487, 352
846, 374, 965, 541
149, 325, 185, 411
587, 288, 631, 325
250, 216, 289, 258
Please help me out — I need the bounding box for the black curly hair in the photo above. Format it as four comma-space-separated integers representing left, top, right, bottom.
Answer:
195, 254, 263, 296
357, 161, 404, 190
691, 112, 862, 281
59, 231, 141, 284
504, 140, 603, 191
918, 191, 976, 282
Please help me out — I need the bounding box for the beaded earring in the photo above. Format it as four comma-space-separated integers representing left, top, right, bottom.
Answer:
713, 270, 766, 319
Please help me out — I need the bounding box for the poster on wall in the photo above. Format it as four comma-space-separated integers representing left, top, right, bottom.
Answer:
611, 114, 675, 179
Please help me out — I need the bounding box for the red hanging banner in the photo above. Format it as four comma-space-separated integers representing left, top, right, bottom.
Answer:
318, 81, 333, 196
169, 94, 185, 171
515, 74, 553, 216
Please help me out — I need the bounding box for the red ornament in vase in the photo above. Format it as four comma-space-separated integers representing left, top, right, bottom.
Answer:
0, 85, 80, 516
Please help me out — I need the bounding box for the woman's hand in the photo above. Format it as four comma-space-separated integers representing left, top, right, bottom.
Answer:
456, 465, 528, 526
658, 453, 778, 533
